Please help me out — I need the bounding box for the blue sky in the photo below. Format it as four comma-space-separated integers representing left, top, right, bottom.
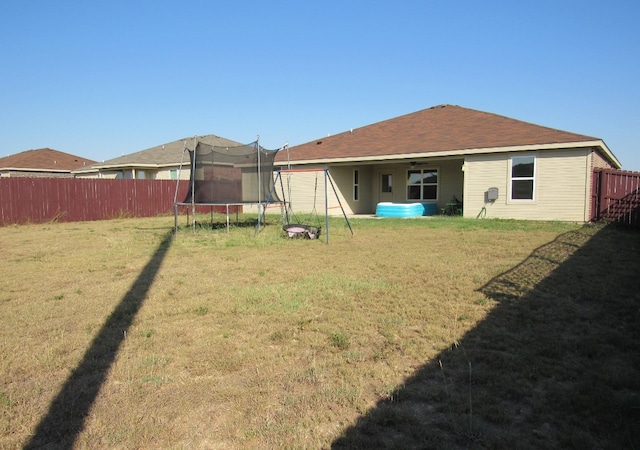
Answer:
2, 1, 639, 170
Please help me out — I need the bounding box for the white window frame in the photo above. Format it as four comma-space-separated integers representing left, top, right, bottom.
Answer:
509, 154, 536, 201
406, 167, 439, 202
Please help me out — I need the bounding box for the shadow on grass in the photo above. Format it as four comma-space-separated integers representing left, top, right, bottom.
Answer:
174, 216, 270, 233
24, 232, 173, 449
333, 224, 640, 449
192, 219, 260, 230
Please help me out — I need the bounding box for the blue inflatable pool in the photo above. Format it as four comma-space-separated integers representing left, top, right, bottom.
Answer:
422, 203, 438, 216
375, 202, 439, 218
376, 202, 419, 218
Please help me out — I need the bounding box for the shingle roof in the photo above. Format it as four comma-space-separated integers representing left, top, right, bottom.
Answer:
0, 148, 96, 172
279, 104, 605, 163
91, 134, 245, 168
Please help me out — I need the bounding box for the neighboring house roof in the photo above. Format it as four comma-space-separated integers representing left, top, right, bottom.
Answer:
0, 148, 96, 173
279, 104, 621, 168
78, 134, 245, 173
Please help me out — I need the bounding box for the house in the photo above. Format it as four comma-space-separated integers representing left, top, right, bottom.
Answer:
275, 104, 621, 222
73, 134, 244, 180
0, 148, 96, 178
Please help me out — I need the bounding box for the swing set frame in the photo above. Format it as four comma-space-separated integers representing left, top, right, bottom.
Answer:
269, 167, 353, 244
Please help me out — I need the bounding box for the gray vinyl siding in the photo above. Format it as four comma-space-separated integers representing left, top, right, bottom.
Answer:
464, 148, 591, 221
437, 160, 465, 206
328, 165, 373, 215
276, 168, 353, 216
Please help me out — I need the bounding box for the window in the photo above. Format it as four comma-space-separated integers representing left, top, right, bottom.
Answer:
510, 155, 535, 200
407, 168, 438, 201
135, 170, 156, 180
381, 174, 392, 193
353, 169, 359, 201
170, 169, 178, 180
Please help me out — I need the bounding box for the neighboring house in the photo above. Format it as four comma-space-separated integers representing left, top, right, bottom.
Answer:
74, 134, 244, 180
0, 148, 96, 178
276, 104, 621, 222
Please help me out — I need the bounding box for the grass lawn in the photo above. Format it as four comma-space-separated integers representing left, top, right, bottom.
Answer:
1, 215, 639, 449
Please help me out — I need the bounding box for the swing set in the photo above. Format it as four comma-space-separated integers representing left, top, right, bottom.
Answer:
271, 167, 353, 244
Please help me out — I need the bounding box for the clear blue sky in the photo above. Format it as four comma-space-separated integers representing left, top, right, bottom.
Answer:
2, 1, 639, 170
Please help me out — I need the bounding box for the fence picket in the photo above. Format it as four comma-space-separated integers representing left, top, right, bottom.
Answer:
592, 169, 640, 228
0, 178, 190, 226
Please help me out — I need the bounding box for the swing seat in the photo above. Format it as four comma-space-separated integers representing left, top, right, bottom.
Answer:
283, 224, 321, 239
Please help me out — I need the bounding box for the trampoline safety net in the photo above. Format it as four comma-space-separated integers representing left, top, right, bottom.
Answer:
183, 141, 281, 204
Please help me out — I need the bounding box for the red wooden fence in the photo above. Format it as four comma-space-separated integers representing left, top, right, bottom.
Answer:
591, 169, 640, 228
0, 178, 191, 226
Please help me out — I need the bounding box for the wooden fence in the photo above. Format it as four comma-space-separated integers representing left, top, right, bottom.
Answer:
7, 171, 638, 228
0, 178, 191, 226
591, 169, 640, 229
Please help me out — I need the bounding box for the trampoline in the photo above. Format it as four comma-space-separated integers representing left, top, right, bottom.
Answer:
173, 138, 283, 233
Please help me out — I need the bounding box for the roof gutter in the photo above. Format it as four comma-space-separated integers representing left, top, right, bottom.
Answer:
84, 162, 177, 171
277, 140, 622, 169
0, 167, 71, 173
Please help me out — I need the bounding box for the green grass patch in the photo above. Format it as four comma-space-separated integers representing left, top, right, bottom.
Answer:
1, 216, 638, 449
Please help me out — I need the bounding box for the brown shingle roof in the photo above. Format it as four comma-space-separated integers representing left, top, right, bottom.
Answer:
90, 134, 245, 168
0, 148, 96, 172
279, 104, 601, 163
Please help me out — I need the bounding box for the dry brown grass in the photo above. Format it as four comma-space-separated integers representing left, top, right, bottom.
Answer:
1, 215, 638, 449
